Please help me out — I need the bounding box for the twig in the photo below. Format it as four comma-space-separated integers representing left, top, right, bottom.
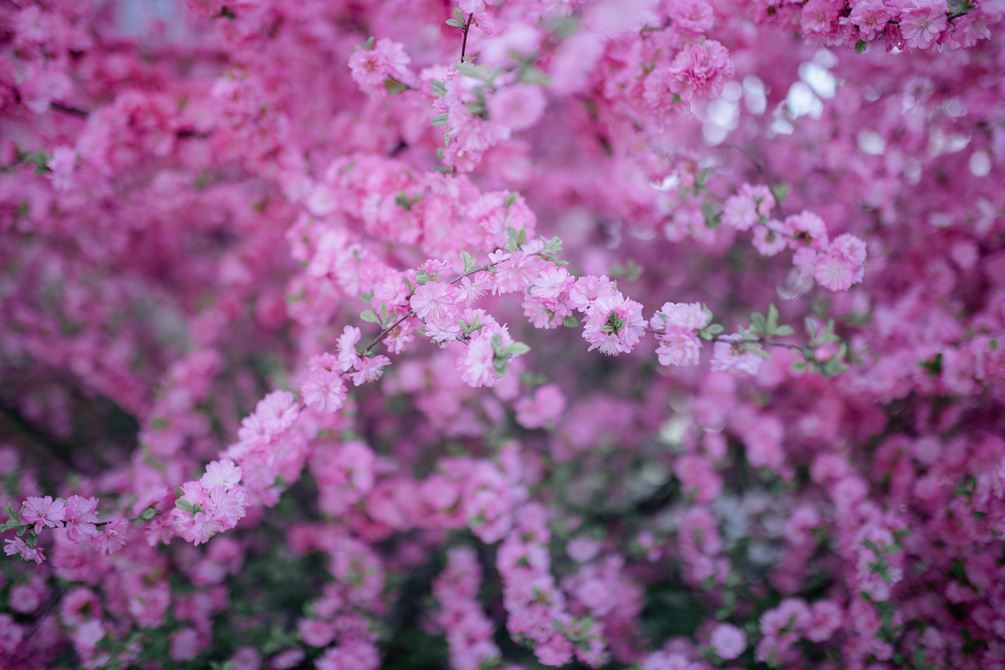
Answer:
460, 13, 474, 61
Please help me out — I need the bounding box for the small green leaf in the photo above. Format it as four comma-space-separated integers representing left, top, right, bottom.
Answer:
504, 192, 517, 209
445, 18, 463, 27
769, 183, 792, 203
384, 78, 407, 95
138, 506, 157, 522
562, 315, 579, 327
454, 7, 464, 21
774, 325, 794, 336
460, 250, 475, 273
364, 36, 374, 51
175, 498, 194, 512
518, 66, 551, 86
493, 358, 508, 376
767, 304, 780, 330
415, 269, 432, 285
855, 39, 867, 55
454, 63, 483, 79
431, 113, 449, 126
360, 309, 380, 324
504, 342, 530, 356
430, 80, 447, 97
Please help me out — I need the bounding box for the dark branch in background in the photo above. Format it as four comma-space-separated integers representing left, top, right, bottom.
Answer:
10, 586, 67, 666
0, 400, 76, 469
460, 13, 474, 61
50, 102, 88, 117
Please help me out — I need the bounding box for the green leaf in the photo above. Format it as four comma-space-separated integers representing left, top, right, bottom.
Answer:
395, 193, 411, 210
445, 18, 463, 27
138, 506, 157, 522
504, 226, 527, 252
360, 309, 380, 324
541, 235, 563, 258
415, 270, 432, 285
698, 323, 724, 341
769, 183, 792, 203
21, 150, 51, 174
503, 342, 530, 356
384, 78, 407, 95
747, 346, 772, 360
920, 352, 943, 377
767, 304, 780, 330
504, 192, 517, 209
855, 39, 867, 55
518, 66, 551, 85
175, 498, 194, 512
454, 62, 499, 84
701, 199, 720, 229
364, 36, 374, 51
454, 63, 483, 79
454, 7, 464, 21
774, 325, 794, 336
4, 501, 19, 524
791, 359, 807, 372
750, 312, 767, 335
493, 358, 508, 376
431, 113, 449, 126
430, 80, 447, 97
562, 315, 579, 327
460, 250, 475, 273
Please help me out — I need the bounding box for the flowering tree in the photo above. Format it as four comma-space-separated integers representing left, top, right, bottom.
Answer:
2, 0, 1004, 668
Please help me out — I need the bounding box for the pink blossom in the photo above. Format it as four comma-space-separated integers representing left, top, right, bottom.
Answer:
783, 211, 829, 250
656, 330, 702, 366
582, 292, 646, 356
515, 383, 567, 429
752, 223, 787, 256
710, 623, 747, 660
568, 275, 617, 311
805, 600, 843, 642
200, 459, 243, 491
348, 38, 413, 97
488, 84, 547, 132
846, 0, 890, 40
667, 40, 734, 102
411, 281, 460, 324
457, 330, 500, 387
336, 326, 363, 372
652, 302, 709, 331
900, 3, 947, 50
710, 340, 763, 376
21, 495, 66, 534
63, 495, 99, 543
301, 368, 348, 412
668, 0, 715, 37
255, 390, 300, 434
722, 192, 759, 231
350, 355, 390, 385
